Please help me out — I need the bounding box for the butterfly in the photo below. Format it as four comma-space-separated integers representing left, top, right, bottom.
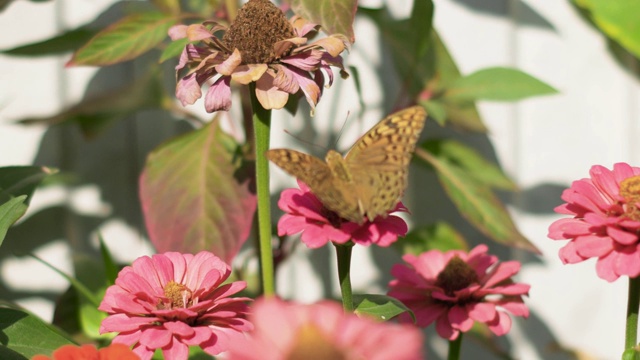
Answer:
266, 106, 427, 224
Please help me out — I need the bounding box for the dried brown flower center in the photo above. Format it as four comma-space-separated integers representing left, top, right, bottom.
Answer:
163, 281, 193, 308
620, 175, 640, 221
285, 323, 347, 360
435, 256, 479, 296
222, 0, 295, 64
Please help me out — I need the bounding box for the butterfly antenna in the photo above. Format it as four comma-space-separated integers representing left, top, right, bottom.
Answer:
283, 129, 328, 152
332, 110, 351, 149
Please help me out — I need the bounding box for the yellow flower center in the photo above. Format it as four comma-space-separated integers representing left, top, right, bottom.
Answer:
222, 0, 295, 64
620, 175, 640, 221
285, 323, 349, 360
162, 281, 193, 308
435, 256, 479, 296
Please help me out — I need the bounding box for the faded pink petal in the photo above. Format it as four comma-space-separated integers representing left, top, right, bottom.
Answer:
215, 49, 242, 76
548, 163, 640, 282
99, 252, 252, 359
176, 73, 203, 106
227, 298, 424, 360
231, 64, 268, 84
168, 25, 188, 40
388, 245, 529, 340
204, 76, 232, 112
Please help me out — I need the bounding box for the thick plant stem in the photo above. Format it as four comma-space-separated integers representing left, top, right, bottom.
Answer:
625, 276, 640, 352
335, 242, 354, 312
448, 333, 462, 360
249, 84, 275, 296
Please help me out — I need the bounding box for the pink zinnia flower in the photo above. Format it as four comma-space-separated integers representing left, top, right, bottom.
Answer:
388, 244, 530, 340
170, 0, 348, 112
277, 181, 409, 248
32, 344, 139, 360
548, 162, 640, 282
98, 251, 252, 360
226, 297, 424, 360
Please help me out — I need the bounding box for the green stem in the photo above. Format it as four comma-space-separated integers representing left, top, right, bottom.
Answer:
625, 276, 640, 351
335, 242, 354, 312
448, 333, 462, 360
249, 83, 275, 296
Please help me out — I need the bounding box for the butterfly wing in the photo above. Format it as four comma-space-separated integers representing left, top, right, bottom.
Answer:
266, 148, 363, 223
345, 106, 427, 220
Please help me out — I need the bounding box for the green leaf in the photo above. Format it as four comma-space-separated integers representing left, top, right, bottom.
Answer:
573, 0, 640, 59
139, 120, 257, 264
19, 70, 166, 137
415, 146, 540, 254
420, 100, 446, 126
67, 12, 178, 66
445, 67, 558, 101
423, 139, 516, 190
0, 196, 27, 247
98, 234, 119, 286
397, 222, 468, 255
290, 0, 358, 43
29, 255, 100, 307
0, 308, 74, 359
353, 294, 414, 322
151, 0, 180, 14
159, 37, 188, 63
1, 27, 97, 57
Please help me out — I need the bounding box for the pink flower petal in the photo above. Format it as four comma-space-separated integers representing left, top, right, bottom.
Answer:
204, 76, 231, 112
255, 72, 290, 110
487, 311, 512, 336
215, 49, 241, 76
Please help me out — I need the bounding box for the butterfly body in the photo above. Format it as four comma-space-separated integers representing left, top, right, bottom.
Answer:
267, 106, 427, 224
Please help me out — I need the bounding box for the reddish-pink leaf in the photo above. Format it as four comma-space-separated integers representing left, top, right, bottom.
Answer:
289, 0, 357, 43
67, 12, 177, 67
139, 121, 256, 263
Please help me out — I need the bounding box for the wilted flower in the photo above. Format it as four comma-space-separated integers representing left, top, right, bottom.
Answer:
226, 297, 424, 360
98, 251, 252, 360
170, 0, 348, 112
548, 162, 640, 282
388, 245, 530, 340
277, 181, 408, 248
32, 344, 139, 360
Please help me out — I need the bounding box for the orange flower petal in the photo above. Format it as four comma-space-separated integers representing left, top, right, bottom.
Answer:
255, 72, 289, 110
215, 49, 242, 76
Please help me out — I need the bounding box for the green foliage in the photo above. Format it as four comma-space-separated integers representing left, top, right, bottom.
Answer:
398, 222, 469, 255
353, 294, 414, 322
289, 0, 358, 43
0, 27, 97, 57
0, 308, 74, 359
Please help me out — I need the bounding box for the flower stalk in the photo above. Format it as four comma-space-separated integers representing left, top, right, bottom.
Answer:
625, 276, 640, 352
335, 242, 354, 312
448, 333, 463, 360
250, 82, 275, 296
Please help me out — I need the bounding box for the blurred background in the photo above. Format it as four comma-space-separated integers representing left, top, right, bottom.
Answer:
1, 0, 639, 359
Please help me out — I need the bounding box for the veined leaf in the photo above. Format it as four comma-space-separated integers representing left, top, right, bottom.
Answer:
0, 196, 27, 247
67, 12, 178, 66
139, 120, 256, 264
445, 67, 558, 101
290, 0, 357, 43
415, 146, 539, 254
0, 308, 74, 359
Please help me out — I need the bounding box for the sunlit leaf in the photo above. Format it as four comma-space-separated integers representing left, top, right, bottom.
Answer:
0, 196, 27, 247
0, 308, 74, 359
159, 37, 188, 63
290, 0, 358, 43
139, 120, 256, 264
151, 0, 180, 14
397, 222, 468, 255
445, 67, 558, 101
19, 70, 166, 137
353, 294, 414, 322
67, 12, 177, 66
1, 27, 97, 57
573, 0, 640, 59
415, 146, 539, 253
